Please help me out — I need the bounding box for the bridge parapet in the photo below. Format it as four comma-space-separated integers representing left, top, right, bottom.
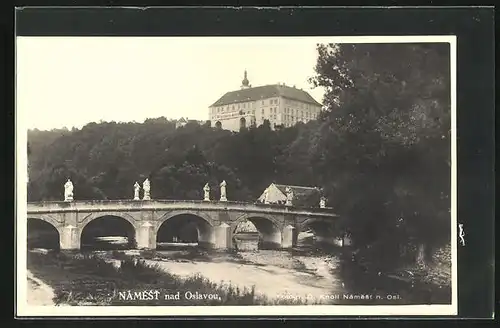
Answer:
27, 199, 338, 218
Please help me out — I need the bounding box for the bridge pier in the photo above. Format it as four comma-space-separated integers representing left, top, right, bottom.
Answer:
60, 225, 80, 250
281, 225, 295, 249
136, 222, 156, 249
213, 223, 232, 249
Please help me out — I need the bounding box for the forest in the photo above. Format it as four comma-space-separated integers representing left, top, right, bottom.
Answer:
27, 43, 451, 269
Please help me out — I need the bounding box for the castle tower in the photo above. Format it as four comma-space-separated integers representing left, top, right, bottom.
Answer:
240, 70, 251, 89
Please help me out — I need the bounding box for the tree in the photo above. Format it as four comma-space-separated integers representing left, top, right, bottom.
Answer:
309, 43, 451, 268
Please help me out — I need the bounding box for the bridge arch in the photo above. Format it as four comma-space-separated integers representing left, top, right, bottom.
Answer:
27, 214, 63, 233
231, 213, 283, 233
27, 216, 62, 250
297, 218, 337, 235
155, 210, 215, 232
79, 212, 140, 250
232, 213, 283, 250
156, 211, 216, 249
79, 212, 140, 234
296, 218, 345, 248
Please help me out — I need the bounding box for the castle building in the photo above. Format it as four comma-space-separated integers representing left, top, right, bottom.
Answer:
209, 71, 323, 132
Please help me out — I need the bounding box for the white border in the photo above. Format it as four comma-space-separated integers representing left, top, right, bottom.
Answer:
15, 35, 457, 317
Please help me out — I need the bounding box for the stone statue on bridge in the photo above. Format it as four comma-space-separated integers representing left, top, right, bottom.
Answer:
320, 196, 326, 208
64, 179, 74, 202
133, 182, 140, 200
203, 183, 210, 201
142, 178, 151, 200
220, 180, 227, 202
285, 186, 293, 206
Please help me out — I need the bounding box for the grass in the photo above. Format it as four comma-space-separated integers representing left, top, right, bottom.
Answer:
27, 251, 314, 306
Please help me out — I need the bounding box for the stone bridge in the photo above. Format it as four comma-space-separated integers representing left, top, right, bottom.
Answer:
27, 200, 341, 250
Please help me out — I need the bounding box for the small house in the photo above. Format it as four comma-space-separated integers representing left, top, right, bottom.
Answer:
257, 183, 321, 207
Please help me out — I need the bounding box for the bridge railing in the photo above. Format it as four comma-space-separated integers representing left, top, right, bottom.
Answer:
26, 199, 338, 217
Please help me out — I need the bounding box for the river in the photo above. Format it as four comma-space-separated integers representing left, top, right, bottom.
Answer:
27, 235, 452, 305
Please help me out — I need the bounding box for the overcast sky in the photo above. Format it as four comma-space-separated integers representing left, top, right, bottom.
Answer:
16, 36, 331, 131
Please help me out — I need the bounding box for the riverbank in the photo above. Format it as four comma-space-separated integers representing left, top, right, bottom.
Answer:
26, 242, 451, 306
132, 249, 344, 302
26, 250, 319, 306
27, 269, 56, 306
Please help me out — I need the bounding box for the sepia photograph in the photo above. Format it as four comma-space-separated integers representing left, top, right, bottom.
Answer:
16, 35, 456, 316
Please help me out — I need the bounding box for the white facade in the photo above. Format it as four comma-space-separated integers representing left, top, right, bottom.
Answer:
257, 183, 287, 204
209, 96, 322, 132
209, 72, 322, 132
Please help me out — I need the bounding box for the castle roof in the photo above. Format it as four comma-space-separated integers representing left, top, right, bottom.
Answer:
210, 84, 322, 107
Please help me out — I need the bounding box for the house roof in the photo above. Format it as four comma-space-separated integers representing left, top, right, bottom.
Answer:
177, 117, 188, 123
273, 184, 320, 198
210, 84, 322, 107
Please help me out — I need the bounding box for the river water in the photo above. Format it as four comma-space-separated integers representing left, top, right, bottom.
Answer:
29, 235, 452, 305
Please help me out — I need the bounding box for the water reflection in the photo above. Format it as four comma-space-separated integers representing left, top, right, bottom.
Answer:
81, 236, 132, 251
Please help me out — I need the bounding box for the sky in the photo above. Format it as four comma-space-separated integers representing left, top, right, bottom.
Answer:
16, 36, 330, 131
